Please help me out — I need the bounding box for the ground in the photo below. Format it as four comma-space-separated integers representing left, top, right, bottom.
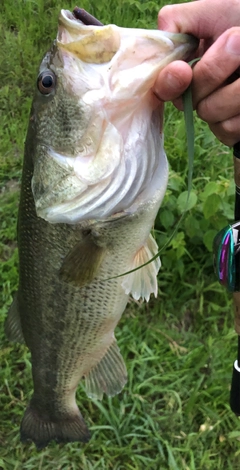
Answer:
1, 1, 240, 469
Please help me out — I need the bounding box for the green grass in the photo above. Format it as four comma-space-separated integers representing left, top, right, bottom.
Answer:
1, 0, 240, 469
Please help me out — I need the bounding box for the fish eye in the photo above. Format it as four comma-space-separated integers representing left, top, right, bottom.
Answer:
37, 71, 56, 95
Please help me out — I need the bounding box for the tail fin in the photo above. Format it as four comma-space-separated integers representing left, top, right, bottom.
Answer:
20, 405, 91, 449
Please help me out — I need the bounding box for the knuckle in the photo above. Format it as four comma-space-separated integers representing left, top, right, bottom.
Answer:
158, 5, 174, 24
196, 98, 213, 122
158, 5, 173, 18
209, 123, 232, 146
223, 26, 240, 41
196, 59, 221, 86
209, 118, 240, 147
220, 118, 235, 135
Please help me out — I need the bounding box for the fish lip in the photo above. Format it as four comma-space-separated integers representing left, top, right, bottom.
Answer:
58, 9, 198, 55
162, 32, 199, 49
59, 9, 81, 28
58, 9, 101, 33
57, 11, 121, 64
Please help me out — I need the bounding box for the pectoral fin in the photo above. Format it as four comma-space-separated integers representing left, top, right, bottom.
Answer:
121, 233, 161, 301
5, 293, 25, 344
59, 233, 106, 287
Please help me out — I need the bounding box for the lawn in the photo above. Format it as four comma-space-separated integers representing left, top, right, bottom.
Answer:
1, 0, 240, 469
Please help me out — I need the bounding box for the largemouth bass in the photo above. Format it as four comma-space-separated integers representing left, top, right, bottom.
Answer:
5, 9, 197, 449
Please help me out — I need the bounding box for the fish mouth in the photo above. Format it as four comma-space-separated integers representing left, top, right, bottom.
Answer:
34, 14, 198, 224
57, 10, 121, 64
57, 9, 198, 65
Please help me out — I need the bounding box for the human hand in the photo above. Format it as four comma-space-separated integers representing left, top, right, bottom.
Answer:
154, 0, 240, 146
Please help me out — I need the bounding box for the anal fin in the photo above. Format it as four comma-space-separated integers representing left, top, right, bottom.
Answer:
121, 233, 161, 301
5, 293, 25, 344
85, 339, 127, 400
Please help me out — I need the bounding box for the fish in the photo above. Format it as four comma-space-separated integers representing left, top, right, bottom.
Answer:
5, 9, 197, 449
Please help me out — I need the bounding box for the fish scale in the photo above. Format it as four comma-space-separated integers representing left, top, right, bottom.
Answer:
17, 122, 162, 445
5, 9, 198, 448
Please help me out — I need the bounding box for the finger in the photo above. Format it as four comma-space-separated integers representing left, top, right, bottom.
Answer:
197, 78, 240, 123
153, 61, 192, 102
172, 96, 184, 112
158, 0, 240, 41
209, 115, 240, 147
192, 28, 240, 107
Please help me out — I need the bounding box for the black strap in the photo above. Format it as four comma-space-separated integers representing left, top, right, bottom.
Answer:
234, 142, 240, 160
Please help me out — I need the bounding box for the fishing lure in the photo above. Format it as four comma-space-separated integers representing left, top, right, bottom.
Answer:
213, 222, 240, 293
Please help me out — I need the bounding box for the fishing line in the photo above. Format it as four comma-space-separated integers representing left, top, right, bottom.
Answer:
107, 59, 201, 281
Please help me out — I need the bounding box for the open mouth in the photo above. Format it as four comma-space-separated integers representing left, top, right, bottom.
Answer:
57, 9, 121, 63
57, 8, 198, 66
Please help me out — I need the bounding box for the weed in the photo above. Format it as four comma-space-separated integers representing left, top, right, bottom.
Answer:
0, 1, 239, 469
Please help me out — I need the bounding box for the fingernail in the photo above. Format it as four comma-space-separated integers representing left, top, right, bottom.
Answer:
155, 72, 180, 98
226, 34, 240, 55
165, 72, 181, 89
